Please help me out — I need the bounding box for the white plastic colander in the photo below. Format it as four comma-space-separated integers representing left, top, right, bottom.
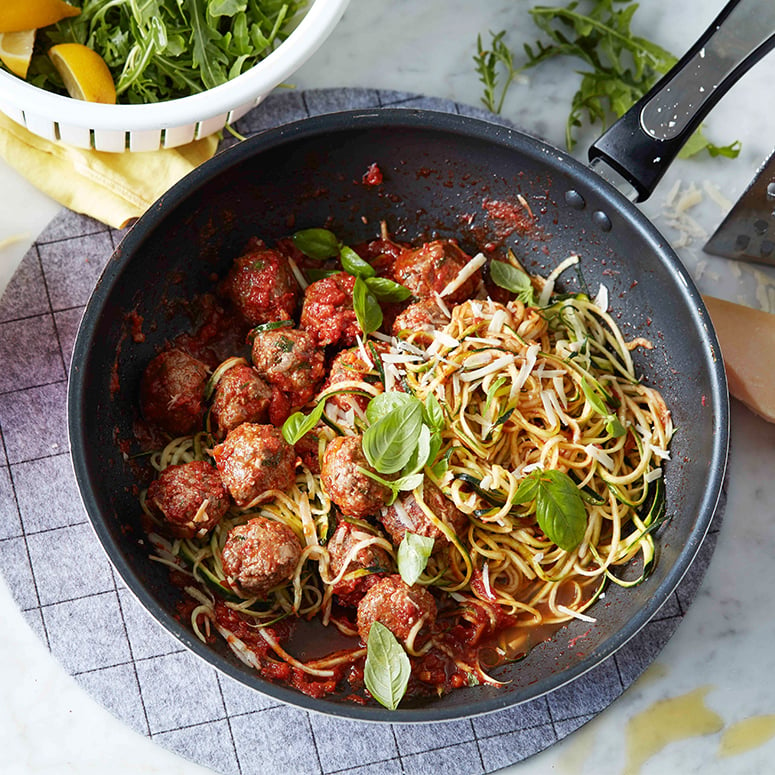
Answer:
0, 0, 350, 152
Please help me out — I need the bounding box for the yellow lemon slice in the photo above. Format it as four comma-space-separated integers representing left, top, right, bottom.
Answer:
0, 0, 80, 34
0, 29, 35, 79
49, 43, 116, 104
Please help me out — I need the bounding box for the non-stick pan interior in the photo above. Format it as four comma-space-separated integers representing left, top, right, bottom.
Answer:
68, 109, 728, 721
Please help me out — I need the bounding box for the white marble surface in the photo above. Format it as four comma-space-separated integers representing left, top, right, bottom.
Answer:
2, 1, 775, 773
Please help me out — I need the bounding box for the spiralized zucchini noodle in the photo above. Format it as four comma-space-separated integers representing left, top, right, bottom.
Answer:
139, 244, 673, 696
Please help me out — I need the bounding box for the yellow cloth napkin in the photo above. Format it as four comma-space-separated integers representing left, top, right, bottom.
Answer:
0, 111, 218, 229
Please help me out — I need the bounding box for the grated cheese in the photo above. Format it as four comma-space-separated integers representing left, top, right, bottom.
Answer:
557, 605, 597, 623
593, 283, 609, 312
584, 443, 615, 471
439, 252, 487, 298
644, 467, 663, 483
460, 354, 515, 382
355, 334, 373, 368
539, 254, 580, 307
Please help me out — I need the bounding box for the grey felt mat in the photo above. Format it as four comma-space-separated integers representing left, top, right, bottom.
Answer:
0, 89, 724, 775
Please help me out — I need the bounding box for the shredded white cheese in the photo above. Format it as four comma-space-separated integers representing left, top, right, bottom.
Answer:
538, 254, 580, 307
557, 605, 597, 623
439, 252, 487, 298
460, 354, 515, 382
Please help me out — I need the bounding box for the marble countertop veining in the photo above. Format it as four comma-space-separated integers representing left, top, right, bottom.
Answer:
2, 1, 775, 773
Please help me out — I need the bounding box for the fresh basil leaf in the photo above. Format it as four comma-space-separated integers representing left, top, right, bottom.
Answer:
364, 276, 413, 302
606, 415, 626, 438
580, 377, 608, 416
281, 401, 326, 445
363, 621, 411, 710
423, 393, 445, 432
429, 447, 453, 481
397, 531, 435, 586
362, 401, 423, 474
292, 228, 340, 260
353, 277, 383, 336
404, 424, 432, 475
340, 245, 376, 278
490, 260, 536, 305
527, 469, 587, 551
366, 392, 420, 425
511, 474, 540, 505
396, 472, 425, 493
305, 268, 340, 282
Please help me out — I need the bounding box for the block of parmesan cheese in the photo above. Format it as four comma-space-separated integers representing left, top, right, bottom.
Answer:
703, 295, 775, 424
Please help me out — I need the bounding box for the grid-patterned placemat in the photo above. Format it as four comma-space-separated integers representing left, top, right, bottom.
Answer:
0, 89, 725, 775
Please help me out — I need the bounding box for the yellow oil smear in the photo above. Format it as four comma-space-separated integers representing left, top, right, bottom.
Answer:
623, 686, 723, 775
719, 714, 775, 758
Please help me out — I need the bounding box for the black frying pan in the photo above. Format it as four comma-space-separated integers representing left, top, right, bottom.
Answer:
68, 0, 769, 722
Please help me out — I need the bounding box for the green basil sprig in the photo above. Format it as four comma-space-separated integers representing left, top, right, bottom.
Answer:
512, 469, 587, 551
363, 622, 411, 710
397, 531, 435, 586
581, 377, 625, 438
490, 260, 537, 306
293, 228, 411, 337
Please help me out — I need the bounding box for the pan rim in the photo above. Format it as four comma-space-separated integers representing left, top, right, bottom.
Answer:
67, 107, 730, 723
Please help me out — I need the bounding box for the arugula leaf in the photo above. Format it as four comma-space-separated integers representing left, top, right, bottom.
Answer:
26, 0, 307, 103
474, 0, 740, 159
397, 531, 435, 586
364, 622, 411, 710
512, 469, 587, 550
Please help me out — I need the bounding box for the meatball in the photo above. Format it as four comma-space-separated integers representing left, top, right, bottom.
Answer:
379, 479, 469, 548
221, 516, 302, 597
321, 435, 391, 519
210, 363, 271, 438
326, 344, 385, 413
391, 298, 450, 339
300, 271, 361, 347
213, 424, 296, 507
146, 460, 230, 539
220, 239, 300, 327
140, 349, 209, 436
356, 574, 437, 644
251, 327, 325, 410
327, 521, 393, 606
392, 239, 480, 303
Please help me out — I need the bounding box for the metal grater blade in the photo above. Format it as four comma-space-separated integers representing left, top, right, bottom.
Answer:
704, 147, 775, 265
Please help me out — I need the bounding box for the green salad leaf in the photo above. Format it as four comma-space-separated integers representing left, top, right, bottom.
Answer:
23, 0, 308, 104
397, 531, 435, 586
512, 468, 587, 550
364, 622, 411, 710
474, 0, 740, 158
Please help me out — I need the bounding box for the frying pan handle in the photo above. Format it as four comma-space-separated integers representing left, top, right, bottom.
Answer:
588, 0, 775, 202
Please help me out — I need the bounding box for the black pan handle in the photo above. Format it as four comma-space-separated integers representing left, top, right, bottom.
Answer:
588, 0, 775, 202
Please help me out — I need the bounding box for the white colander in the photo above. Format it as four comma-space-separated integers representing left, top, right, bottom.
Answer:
0, 0, 349, 152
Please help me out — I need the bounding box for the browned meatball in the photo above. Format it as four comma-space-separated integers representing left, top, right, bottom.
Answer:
221, 516, 302, 597
251, 328, 325, 410
210, 363, 271, 438
392, 239, 480, 303
300, 272, 361, 347
321, 435, 391, 519
212, 424, 296, 507
140, 349, 209, 436
356, 574, 437, 644
326, 344, 386, 413
220, 238, 300, 327
327, 521, 393, 606
391, 298, 450, 340
146, 460, 230, 539
379, 479, 469, 548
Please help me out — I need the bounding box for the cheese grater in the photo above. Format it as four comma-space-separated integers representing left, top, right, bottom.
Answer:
704, 147, 775, 265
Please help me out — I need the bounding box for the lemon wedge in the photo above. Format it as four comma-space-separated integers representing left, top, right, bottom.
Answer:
49, 43, 116, 104
0, 0, 80, 33
0, 29, 35, 79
